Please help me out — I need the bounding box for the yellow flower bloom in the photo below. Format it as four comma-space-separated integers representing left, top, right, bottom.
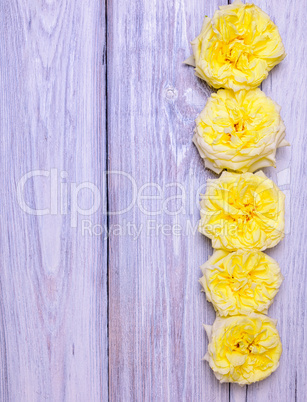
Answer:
199, 171, 285, 251
204, 314, 282, 385
186, 0, 286, 91
200, 250, 283, 316
194, 89, 289, 173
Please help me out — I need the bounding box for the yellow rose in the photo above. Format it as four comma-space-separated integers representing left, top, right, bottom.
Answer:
193, 89, 289, 174
204, 314, 282, 385
199, 171, 285, 251
185, 0, 286, 91
200, 250, 283, 316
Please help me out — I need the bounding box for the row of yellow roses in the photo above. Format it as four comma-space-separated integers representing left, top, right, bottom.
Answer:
185, 0, 287, 386
199, 172, 284, 385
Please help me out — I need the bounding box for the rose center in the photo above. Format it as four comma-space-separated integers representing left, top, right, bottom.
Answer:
225, 39, 251, 66
233, 120, 246, 136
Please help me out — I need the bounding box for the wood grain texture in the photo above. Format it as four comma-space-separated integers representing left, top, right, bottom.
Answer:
0, 0, 306, 401
0, 0, 108, 400
108, 0, 307, 401
107, 0, 229, 401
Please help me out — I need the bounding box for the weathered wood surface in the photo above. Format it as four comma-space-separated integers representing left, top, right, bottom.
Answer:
0, 0, 108, 400
107, 0, 230, 399
0, 0, 306, 401
108, 0, 306, 401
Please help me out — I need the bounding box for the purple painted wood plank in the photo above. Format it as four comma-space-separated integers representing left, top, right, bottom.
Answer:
107, 0, 228, 401
0, 0, 108, 400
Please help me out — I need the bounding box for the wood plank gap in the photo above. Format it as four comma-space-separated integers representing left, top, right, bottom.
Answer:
104, 0, 111, 399
295, 371, 297, 402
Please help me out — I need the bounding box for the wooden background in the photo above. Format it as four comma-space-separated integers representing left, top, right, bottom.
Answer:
0, 0, 306, 400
